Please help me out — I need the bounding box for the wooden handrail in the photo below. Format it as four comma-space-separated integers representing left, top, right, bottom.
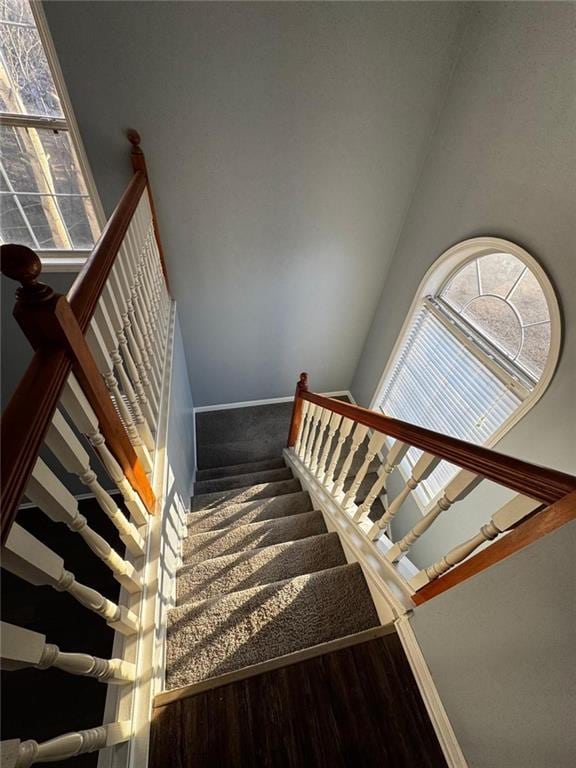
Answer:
291, 388, 576, 505
412, 490, 576, 604
68, 170, 147, 332
287, 372, 309, 447
0, 348, 70, 543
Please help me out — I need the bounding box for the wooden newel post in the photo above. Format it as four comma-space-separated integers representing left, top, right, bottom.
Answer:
0, 244, 155, 518
126, 129, 171, 295
287, 372, 309, 447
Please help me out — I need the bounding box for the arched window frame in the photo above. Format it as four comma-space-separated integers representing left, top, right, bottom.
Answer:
370, 236, 562, 509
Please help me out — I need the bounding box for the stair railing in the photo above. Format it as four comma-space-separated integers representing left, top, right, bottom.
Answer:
287, 373, 576, 604
0, 132, 171, 766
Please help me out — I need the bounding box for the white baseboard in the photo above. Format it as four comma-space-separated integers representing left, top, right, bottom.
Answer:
193, 390, 354, 414
395, 615, 468, 768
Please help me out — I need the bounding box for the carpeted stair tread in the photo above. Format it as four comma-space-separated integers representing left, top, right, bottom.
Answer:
186, 491, 313, 533
182, 509, 326, 564
166, 563, 379, 689
192, 478, 302, 511
194, 467, 292, 495
176, 532, 346, 604
196, 458, 286, 482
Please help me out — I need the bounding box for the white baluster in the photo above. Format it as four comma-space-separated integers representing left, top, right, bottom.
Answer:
111, 264, 159, 419
86, 318, 153, 473
45, 410, 146, 557
367, 452, 441, 540
410, 494, 542, 590
323, 416, 354, 488
114, 253, 161, 402
2, 524, 138, 636
294, 399, 310, 456
303, 405, 321, 465
353, 440, 409, 522
124, 229, 164, 390
342, 430, 387, 510
60, 374, 149, 525
6, 722, 130, 767
386, 470, 481, 562
94, 296, 155, 452
309, 407, 331, 472
103, 278, 157, 430
26, 458, 142, 594
296, 401, 312, 459
315, 411, 342, 480
1, 622, 135, 683
332, 423, 369, 498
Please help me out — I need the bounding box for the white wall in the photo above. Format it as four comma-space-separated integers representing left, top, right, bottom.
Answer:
44, 0, 468, 406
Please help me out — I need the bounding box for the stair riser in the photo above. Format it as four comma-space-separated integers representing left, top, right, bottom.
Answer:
187, 492, 313, 533
194, 467, 292, 495
192, 479, 302, 512
196, 458, 286, 482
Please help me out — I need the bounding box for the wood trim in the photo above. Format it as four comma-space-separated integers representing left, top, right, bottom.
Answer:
153, 625, 394, 708
287, 372, 308, 447
67, 171, 147, 331
395, 616, 468, 767
127, 130, 171, 295
300, 391, 576, 504
412, 490, 576, 605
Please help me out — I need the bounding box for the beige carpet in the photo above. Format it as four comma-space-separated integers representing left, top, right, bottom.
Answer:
165, 455, 381, 691
176, 532, 346, 604
186, 491, 312, 533
182, 509, 327, 564
166, 564, 379, 689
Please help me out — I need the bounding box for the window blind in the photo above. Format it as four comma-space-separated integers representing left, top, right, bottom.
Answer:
378, 307, 523, 502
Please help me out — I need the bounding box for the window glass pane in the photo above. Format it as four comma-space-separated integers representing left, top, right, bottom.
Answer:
478, 252, 524, 298
57, 195, 97, 249
518, 323, 551, 379
16, 193, 59, 247
441, 252, 551, 381
462, 295, 522, 359
0, 192, 35, 245
0, 126, 98, 248
0, 0, 63, 117
509, 269, 550, 325
441, 259, 478, 311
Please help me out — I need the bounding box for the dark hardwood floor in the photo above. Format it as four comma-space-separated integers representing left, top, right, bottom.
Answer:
150, 633, 447, 768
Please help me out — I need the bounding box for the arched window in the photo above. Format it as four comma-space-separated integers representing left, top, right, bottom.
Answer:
372, 237, 561, 505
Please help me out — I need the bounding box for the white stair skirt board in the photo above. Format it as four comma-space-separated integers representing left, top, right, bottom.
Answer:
98, 301, 184, 768
283, 447, 415, 624
193, 390, 355, 413
395, 615, 468, 768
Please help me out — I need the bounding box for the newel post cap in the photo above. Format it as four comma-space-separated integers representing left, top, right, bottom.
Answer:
0, 244, 54, 304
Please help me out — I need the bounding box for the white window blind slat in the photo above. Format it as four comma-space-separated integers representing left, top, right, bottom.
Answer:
379, 308, 523, 502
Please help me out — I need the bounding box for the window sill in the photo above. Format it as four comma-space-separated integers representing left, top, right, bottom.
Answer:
38, 250, 90, 272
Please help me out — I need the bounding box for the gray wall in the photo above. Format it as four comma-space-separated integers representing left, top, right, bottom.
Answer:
412, 521, 576, 768
1, 272, 74, 409
351, 2, 576, 564
44, 0, 468, 406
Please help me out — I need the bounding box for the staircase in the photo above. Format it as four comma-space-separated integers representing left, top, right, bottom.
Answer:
165, 456, 380, 691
